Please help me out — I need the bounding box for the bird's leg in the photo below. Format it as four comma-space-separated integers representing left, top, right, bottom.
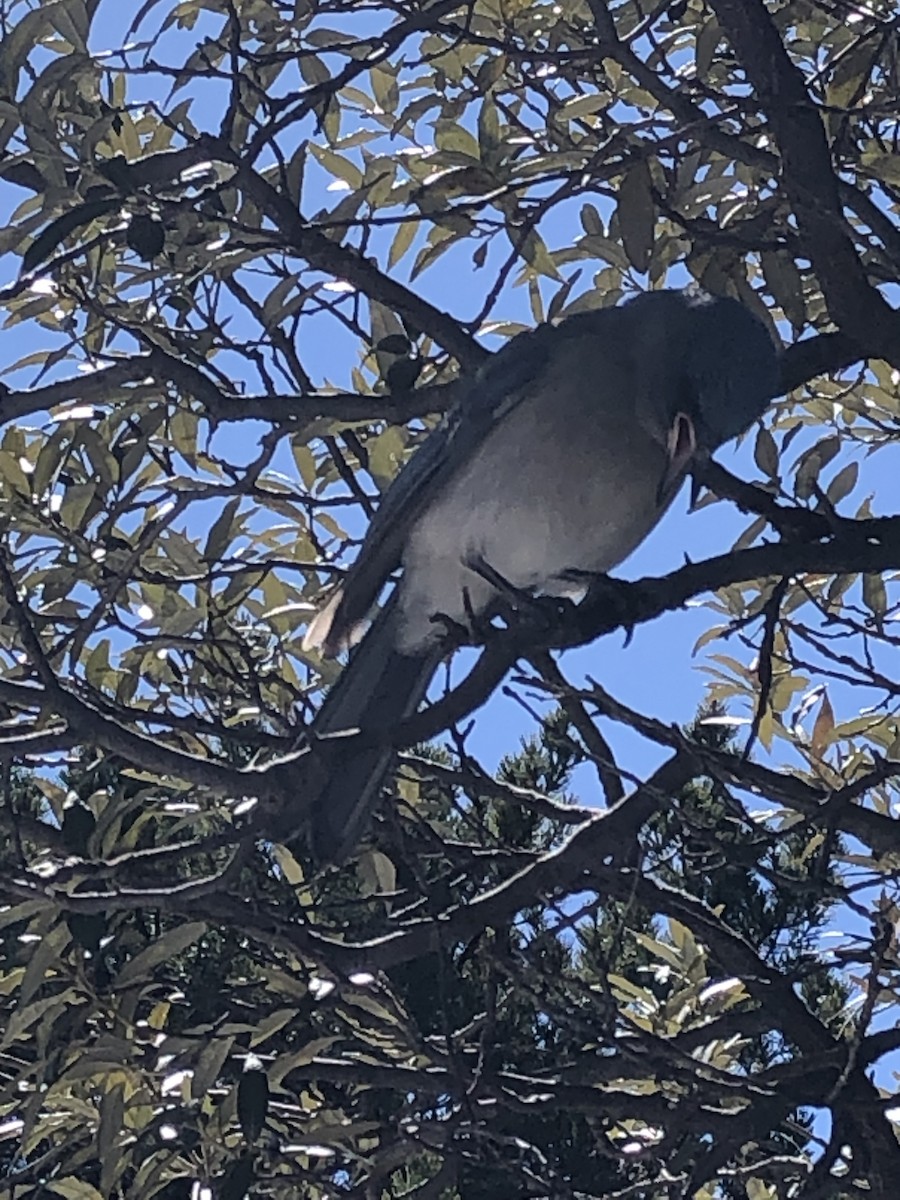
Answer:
463, 551, 527, 601
430, 578, 503, 645
464, 552, 577, 639
461, 583, 497, 643
428, 609, 473, 648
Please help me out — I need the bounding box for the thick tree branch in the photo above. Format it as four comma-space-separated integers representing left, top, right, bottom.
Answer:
707, 0, 900, 366
389, 514, 900, 750
778, 331, 865, 393
0, 318, 865, 435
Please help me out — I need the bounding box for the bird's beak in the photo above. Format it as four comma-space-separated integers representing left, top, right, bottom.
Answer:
656, 412, 697, 507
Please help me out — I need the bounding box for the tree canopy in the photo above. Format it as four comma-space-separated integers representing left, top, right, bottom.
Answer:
1, 0, 900, 1196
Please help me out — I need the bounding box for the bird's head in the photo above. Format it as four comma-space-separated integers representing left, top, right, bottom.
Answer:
628, 289, 780, 503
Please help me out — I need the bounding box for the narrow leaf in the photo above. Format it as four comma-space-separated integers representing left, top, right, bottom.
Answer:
617, 160, 655, 274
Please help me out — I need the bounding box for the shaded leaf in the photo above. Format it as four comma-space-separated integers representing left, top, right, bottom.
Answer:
22, 198, 118, 273
863, 572, 887, 626
114, 922, 207, 987
617, 160, 655, 274
826, 461, 858, 507
753, 427, 779, 478
388, 218, 418, 268
238, 1056, 270, 1143
193, 1035, 235, 1100
761, 251, 806, 329
811, 690, 835, 755
204, 496, 241, 561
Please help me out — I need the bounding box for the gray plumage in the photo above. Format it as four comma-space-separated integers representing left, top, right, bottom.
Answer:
303, 289, 780, 862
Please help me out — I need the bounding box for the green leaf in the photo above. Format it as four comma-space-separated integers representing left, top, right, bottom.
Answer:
695, 18, 721, 80
357, 848, 396, 896
580, 203, 604, 236
477, 96, 501, 157
114, 922, 207, 988
370, 63, 399, 114
761, 251, 806, 329
59, 482, 96, 531
309, 143, 362, 189
1, 989, 85, 1049
617, 160, 655, 274
204, 496, 241, 561
192, 1035, 235, 1099
19, 921, 70, 1006
475, 54, 507, 91
518, 229, 562, 280
561, 93, 609, 122
863, 573, 887, 625
249, 1008, 296, 1048
0, 449, 32, 496
410, 226, 458, 279
292, 441, 318, 491
753, 427, 778, 478
388, 218, 418, 268
98, 1083, 125, 1196
270, 843, 307, 887
84, 638, 112, 691
794, 436, 841, 499
826, 461, 858, 507
861, 148, 900, 188
811, 690, 835, 755
745, 1178, 777, 1200
367, 426, 405, 488
48, 1181, 105, 1200
433, 121, 480, 160
22, 198, 118, 274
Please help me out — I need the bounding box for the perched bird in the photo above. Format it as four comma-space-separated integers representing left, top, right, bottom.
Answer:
302, 289, 780, 862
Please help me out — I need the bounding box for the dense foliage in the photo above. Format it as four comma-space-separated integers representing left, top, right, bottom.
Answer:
1, 0, 900, 1196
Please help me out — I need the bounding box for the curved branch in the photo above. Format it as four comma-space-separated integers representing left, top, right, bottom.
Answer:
390, 512, 900, 750
778, 330, 864, 393
707, 0, 900, 366
0, 331, 865, 431
229, 154, 487, 371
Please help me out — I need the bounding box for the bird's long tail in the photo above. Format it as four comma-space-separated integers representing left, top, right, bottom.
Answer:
305, 593, 440, 863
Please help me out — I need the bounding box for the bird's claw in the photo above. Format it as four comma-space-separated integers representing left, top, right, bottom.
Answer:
429, 610, 473, 649
463, 552, 581, 640
500, 592, 578, 640
463, 552, 523, 600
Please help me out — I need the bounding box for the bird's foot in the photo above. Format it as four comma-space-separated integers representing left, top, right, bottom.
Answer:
555, 567, 599, 594
429, 610, 474, 649
502, 592, 579, 641
463, 552, 580, 641
463, 552, 524, 601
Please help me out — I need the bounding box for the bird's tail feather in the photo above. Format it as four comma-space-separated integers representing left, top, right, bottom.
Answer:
306, 593, 439, 863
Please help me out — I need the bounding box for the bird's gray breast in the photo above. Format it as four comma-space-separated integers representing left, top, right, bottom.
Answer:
394, 349, 670, 653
